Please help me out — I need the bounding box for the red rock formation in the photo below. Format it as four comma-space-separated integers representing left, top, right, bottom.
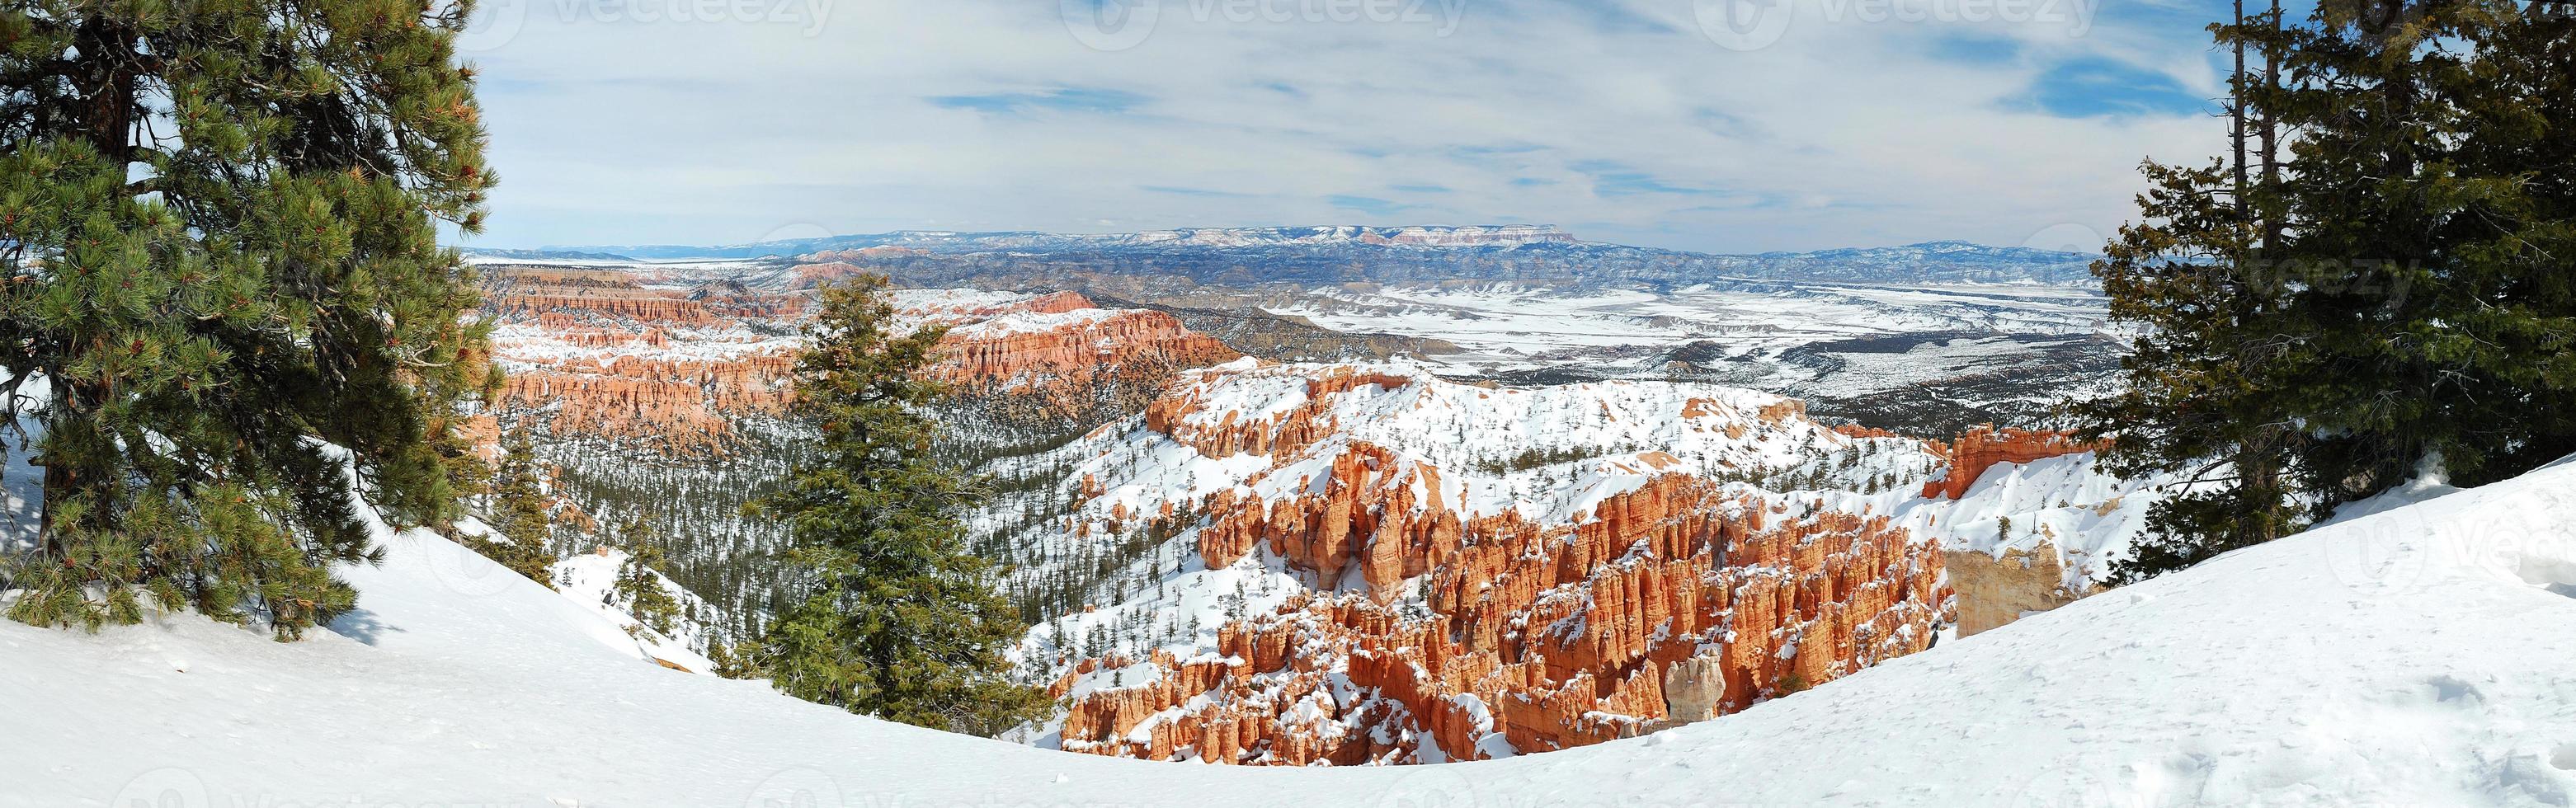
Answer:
1146, 366, 1410, 460
1057, 467, 1952, 765
485, 268, 1235, 453
1919, 425, 2098, 499
1193, 442, 1461, 602
925, 300, 1241, 432
500, 354, 798, 453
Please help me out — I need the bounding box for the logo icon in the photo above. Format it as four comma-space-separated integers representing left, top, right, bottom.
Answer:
1377, 759, 1481, 808
743, 766, 845, 808
454, 0, 530, 53
111, 768, 210, 808
1693, 0, 1796, 52
408, 528, 527, 599
2020, 223, 2108, 256
1062, 0, 1161, 52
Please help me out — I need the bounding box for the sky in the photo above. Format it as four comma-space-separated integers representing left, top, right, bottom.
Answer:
459, 0, 2243, 254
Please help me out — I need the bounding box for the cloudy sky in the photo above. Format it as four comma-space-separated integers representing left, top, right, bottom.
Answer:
459, 0, 2240, 253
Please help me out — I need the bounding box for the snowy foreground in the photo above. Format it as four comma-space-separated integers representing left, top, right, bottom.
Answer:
7, 463, 2576, 806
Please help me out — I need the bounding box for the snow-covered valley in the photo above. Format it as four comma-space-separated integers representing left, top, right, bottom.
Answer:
454, 251, 2167, 766
7, 436, 2574, 805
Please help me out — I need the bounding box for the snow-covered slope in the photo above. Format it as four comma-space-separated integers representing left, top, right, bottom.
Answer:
547, 545, 722, 674
7, 443, 2575, 804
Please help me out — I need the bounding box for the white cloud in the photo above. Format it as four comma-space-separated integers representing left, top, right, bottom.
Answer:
460, 0, 2232, 252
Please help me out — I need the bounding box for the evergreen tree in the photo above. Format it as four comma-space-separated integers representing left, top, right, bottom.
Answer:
473, 424, 556, 585
2079, 0, 2576, 580
746, 275, 1048, 737
612, 511, 680, 640
0, 0, 496, 637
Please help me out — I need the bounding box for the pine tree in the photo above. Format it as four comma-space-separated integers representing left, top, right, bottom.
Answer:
2079, 0, 2576, 580
612, 512, 681, 640
472, 424, 557, 585
1, 0, 496, 637
746, 275, 1048, 737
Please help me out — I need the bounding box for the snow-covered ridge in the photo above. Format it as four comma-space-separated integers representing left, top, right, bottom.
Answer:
523, 228, 2098, 288
1106, 224, 1577, 248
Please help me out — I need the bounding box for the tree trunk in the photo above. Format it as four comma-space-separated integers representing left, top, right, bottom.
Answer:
69, 15, 139, 162
2232, 0, 2249, 200
2383, 0, 2412, 179
2260, 0, 2280, 186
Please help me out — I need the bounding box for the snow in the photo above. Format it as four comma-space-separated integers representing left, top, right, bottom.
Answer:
6, 453, 2576, 803
1273, 279, 2107, 378
938, 306, 1124, 339
2319, 453, 2471, 530
1886, 451, 2174, 592
547, 546, 720, 674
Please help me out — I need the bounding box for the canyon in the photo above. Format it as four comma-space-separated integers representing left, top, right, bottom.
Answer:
1001, 361, 2158, 763
461, 244, 2160, 768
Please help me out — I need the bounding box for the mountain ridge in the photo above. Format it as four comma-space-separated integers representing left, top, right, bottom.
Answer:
474, 228, 2101, 287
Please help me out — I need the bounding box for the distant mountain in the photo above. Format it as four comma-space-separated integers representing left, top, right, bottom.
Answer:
540, 226, 2100, 287
460, 247, 638, 263
1735, 240, 2102, 284
561, 224, 1576, 260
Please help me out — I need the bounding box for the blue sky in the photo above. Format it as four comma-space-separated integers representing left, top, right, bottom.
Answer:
459, 0, 2247, 253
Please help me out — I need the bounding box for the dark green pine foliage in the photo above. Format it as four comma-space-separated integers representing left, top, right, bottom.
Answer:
747, 275, 1048, 737
0, 0, 497, 637
611, 511, 680, 640
2080, 0, 2576, 580
473, 424, 556, 586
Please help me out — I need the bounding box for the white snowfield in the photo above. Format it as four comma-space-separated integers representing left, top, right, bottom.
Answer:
7, 458, 2576, 806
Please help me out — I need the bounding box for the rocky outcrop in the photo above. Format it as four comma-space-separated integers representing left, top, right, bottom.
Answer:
1144, 366, 1410, 460
1055, 470, 1951, 764
1944, 538, 2103, 637
1919, 425, 2097, 499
